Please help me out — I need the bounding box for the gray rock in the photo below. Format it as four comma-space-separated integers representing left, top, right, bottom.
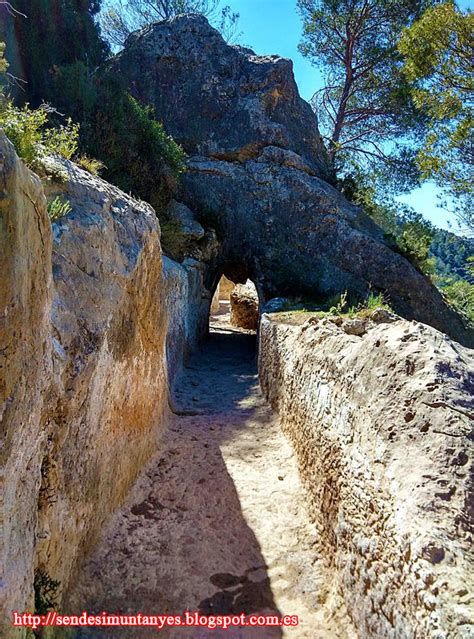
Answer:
370, 307, 397, 324
263, 297, 291, 313
181, 157, 473, 346
113, 14, 332, 179
259, 313, 474, 639
167, 199, 205, 240
342, 318, 367, 336
230, 282, 259, 330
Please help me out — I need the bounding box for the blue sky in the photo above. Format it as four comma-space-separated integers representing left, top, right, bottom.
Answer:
228, 0, 469, 233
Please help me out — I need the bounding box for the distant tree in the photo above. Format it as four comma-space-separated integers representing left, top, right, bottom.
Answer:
297, 0, 430, 177
99, 0, 240, 48
5, 0, 108, 106
399, 1, 473, 234
429, 230, 474, 282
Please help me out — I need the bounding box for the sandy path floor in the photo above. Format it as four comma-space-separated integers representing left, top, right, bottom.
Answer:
66, 306, 350, 638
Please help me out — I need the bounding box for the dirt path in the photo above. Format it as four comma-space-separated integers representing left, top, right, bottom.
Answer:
66, 306, 350, 638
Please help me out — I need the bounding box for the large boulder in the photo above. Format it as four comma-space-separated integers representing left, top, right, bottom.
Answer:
114, 15, 473, 347
230, 282, 259, 330
181, 156, 472, 344
113, 14, 331, 179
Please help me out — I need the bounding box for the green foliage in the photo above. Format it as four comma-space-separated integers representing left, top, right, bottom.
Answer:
329, 290, 392, 317
440, 277, 474, 323
3, 0, 185, 216
366, 292, 391, 311
47, 196, 72, 222
0, 101, 79, 167
76, 154, 105, 176
160, 218, 192, 261
396, 211, 436, 274
274, 289, 392, 319
429, 230, 474, 282
329, 290, 348, 315
0, 40, 7, 75
34, 569, 60, 615
297, 0, 428, 172
46, 61, 185, 212
399, 2, 474, 232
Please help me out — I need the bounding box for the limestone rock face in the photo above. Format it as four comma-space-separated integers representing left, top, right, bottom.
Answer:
230, 282, 259, 330
259, 313, 474, 638
114, 15, 473, 347
36, 159, 170, 605
0, 134, 53, 636
0, 144, 209, 637
113, 14, 331, 179
163, 256, 210, 383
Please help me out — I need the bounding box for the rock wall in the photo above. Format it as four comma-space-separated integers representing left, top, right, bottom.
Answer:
0, 138, 208, 637
163, 255, 210, 384
259, 312, 473, 638
0, 135, 53, 637
37, 158, 170, 614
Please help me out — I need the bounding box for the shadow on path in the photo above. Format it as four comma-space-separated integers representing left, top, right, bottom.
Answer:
65, 314, 283, 639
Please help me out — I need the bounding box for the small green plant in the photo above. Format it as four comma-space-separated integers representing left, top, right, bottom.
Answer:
76, 154, 105, 176
47, 196, 72, 222
329, 290, 348, 315
34, 569, 60, 615
365, 292, 391, 311
345, 291, 392, 317
0, 101, 79, 168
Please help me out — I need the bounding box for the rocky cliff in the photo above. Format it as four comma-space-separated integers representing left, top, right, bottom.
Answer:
112, 14, 473, 347
259, 311, 474, 638
0, 135, 211, 637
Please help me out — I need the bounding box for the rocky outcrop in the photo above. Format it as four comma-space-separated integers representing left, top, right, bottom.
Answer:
0, 134, 53, 636
259, 311, 474, 638
113, 14, 473, 347
113, 15, 331, 179
0, 138, 210, 637
230, 282, 259, 330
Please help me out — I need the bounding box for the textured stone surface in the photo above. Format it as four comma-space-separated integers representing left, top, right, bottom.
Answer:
259, 313, 474, 638
0, 145, 208, 637
163, 256, 210, 384
167, 199, 205, 241
0, 134, 53, 638
34, 158, 169, 609
113, 15, 331, 179
230, 282, 259, 331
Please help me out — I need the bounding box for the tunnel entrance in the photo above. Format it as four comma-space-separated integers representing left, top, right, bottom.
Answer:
210, 275, 260, 333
